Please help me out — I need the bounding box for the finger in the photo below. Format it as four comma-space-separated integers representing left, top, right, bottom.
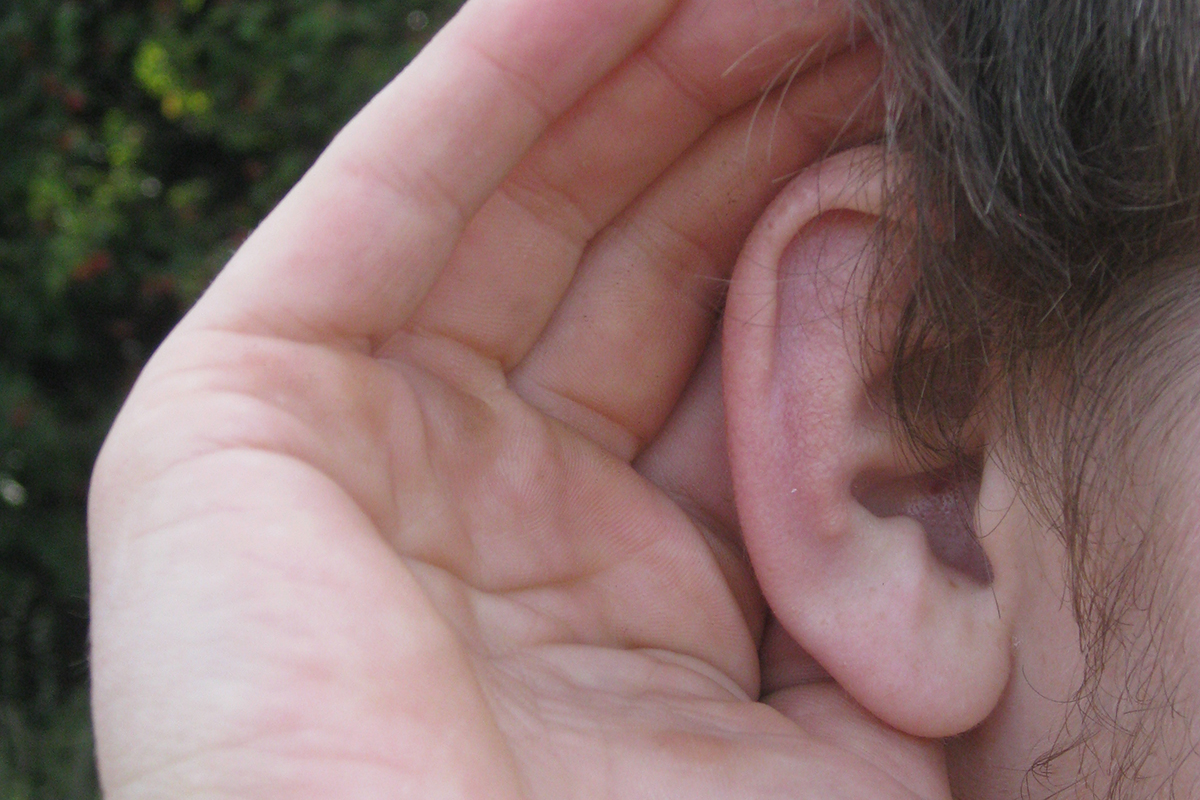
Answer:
510, 43, 883, 459
403, 0, 857, 367
634, 330, 767, 635
186, 0, 683, 347
634, 332, 737, 536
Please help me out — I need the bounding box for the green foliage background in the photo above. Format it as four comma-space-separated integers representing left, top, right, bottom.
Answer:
1, 1, 461, 795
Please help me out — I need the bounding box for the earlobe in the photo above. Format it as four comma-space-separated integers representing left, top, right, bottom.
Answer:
723, 147, 1017, 738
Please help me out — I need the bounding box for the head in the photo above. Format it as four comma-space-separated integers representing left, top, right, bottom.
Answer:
721, 1, 1200, 797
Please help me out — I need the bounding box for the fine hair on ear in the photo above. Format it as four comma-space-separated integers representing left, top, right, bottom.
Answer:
847, 0, 1200, 794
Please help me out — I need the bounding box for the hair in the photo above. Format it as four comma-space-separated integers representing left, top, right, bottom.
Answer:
851, 0, 1200, 796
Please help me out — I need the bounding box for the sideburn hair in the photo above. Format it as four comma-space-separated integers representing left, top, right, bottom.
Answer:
850, 0, 1200, 796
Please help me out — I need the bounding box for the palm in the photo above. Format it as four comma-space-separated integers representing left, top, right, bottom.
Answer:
88, 0, 945, 797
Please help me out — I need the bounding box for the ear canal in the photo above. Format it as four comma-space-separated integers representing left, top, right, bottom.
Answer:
852, 462, 993, 587
723, 147, 1015, 739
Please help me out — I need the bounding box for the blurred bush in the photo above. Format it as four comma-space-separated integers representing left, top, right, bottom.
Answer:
1, 1, 460, 795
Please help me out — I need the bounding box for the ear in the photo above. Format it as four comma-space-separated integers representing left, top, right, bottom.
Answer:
723, 146, 1018, 738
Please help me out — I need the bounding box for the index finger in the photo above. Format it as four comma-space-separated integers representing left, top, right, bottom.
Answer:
186, 0, 684, 347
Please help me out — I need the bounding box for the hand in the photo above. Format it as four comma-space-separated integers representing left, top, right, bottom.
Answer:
88, 0, 943, 796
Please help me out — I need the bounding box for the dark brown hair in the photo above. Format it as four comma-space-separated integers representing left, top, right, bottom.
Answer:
854, 0, 1200, 795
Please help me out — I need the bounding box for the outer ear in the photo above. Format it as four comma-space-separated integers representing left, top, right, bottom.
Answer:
723, 146, 1017, 738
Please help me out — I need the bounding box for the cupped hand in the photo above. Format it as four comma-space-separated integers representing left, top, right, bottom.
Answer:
88, 0, 946, 796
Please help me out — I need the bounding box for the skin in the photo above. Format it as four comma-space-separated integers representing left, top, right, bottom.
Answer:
87, 0, 951, 797
92, 0, 1200, 796
721, 148, 1200, 797
950, 429, 1200, 798
720, 148, 1200, 798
